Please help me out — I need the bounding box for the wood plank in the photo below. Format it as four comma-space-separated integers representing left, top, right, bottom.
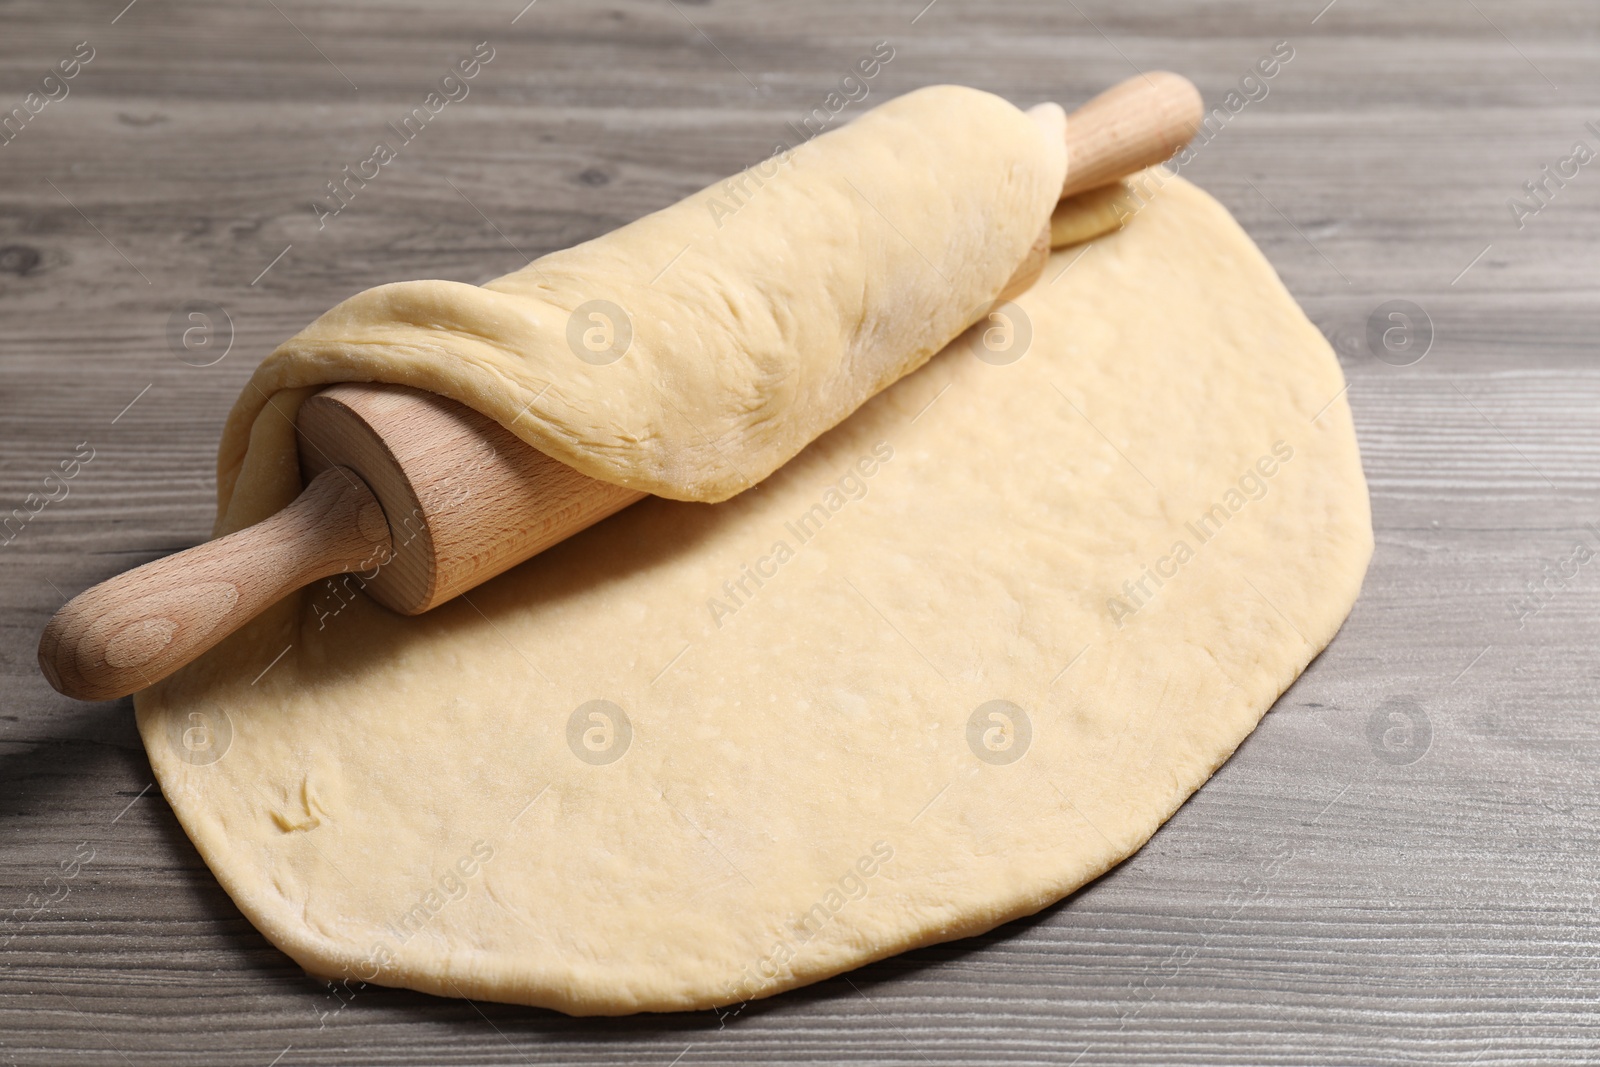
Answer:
2, 0, 1598, 1063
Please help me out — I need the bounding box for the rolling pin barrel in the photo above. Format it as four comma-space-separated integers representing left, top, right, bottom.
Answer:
297, 384, 642, 616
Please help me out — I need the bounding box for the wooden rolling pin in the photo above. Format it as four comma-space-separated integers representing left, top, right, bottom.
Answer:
39, 72, 1203, 701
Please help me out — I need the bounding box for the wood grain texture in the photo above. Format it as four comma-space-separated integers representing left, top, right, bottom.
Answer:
1058, 70, 1202, 197
297, 383, 646, 614
1, 0, 1596, 1063
38, 464, 389, 701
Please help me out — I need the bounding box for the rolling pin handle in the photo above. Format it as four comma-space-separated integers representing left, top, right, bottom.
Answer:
1005, 72, 1204, 300
1060, 71, 1204, 199
38, 467, 392, 702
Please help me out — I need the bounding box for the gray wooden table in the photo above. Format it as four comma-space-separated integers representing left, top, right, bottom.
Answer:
3, 0, 1596, 1063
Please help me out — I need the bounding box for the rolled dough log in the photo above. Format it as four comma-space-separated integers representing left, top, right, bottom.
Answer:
211, 84, 1065, 527
136, 172, 1371, 1014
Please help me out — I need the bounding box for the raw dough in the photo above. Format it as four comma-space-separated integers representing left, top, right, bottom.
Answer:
211, 84, 1065, 524
136, 170, 1370, 1015
1050, 180, 1137, 247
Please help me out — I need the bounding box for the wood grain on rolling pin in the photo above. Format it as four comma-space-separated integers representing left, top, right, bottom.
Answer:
297, 384, 644, 615
37, 468, 390, 702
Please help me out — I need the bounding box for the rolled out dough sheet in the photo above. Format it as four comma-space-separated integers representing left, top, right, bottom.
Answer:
136, 172, 1371, 1015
